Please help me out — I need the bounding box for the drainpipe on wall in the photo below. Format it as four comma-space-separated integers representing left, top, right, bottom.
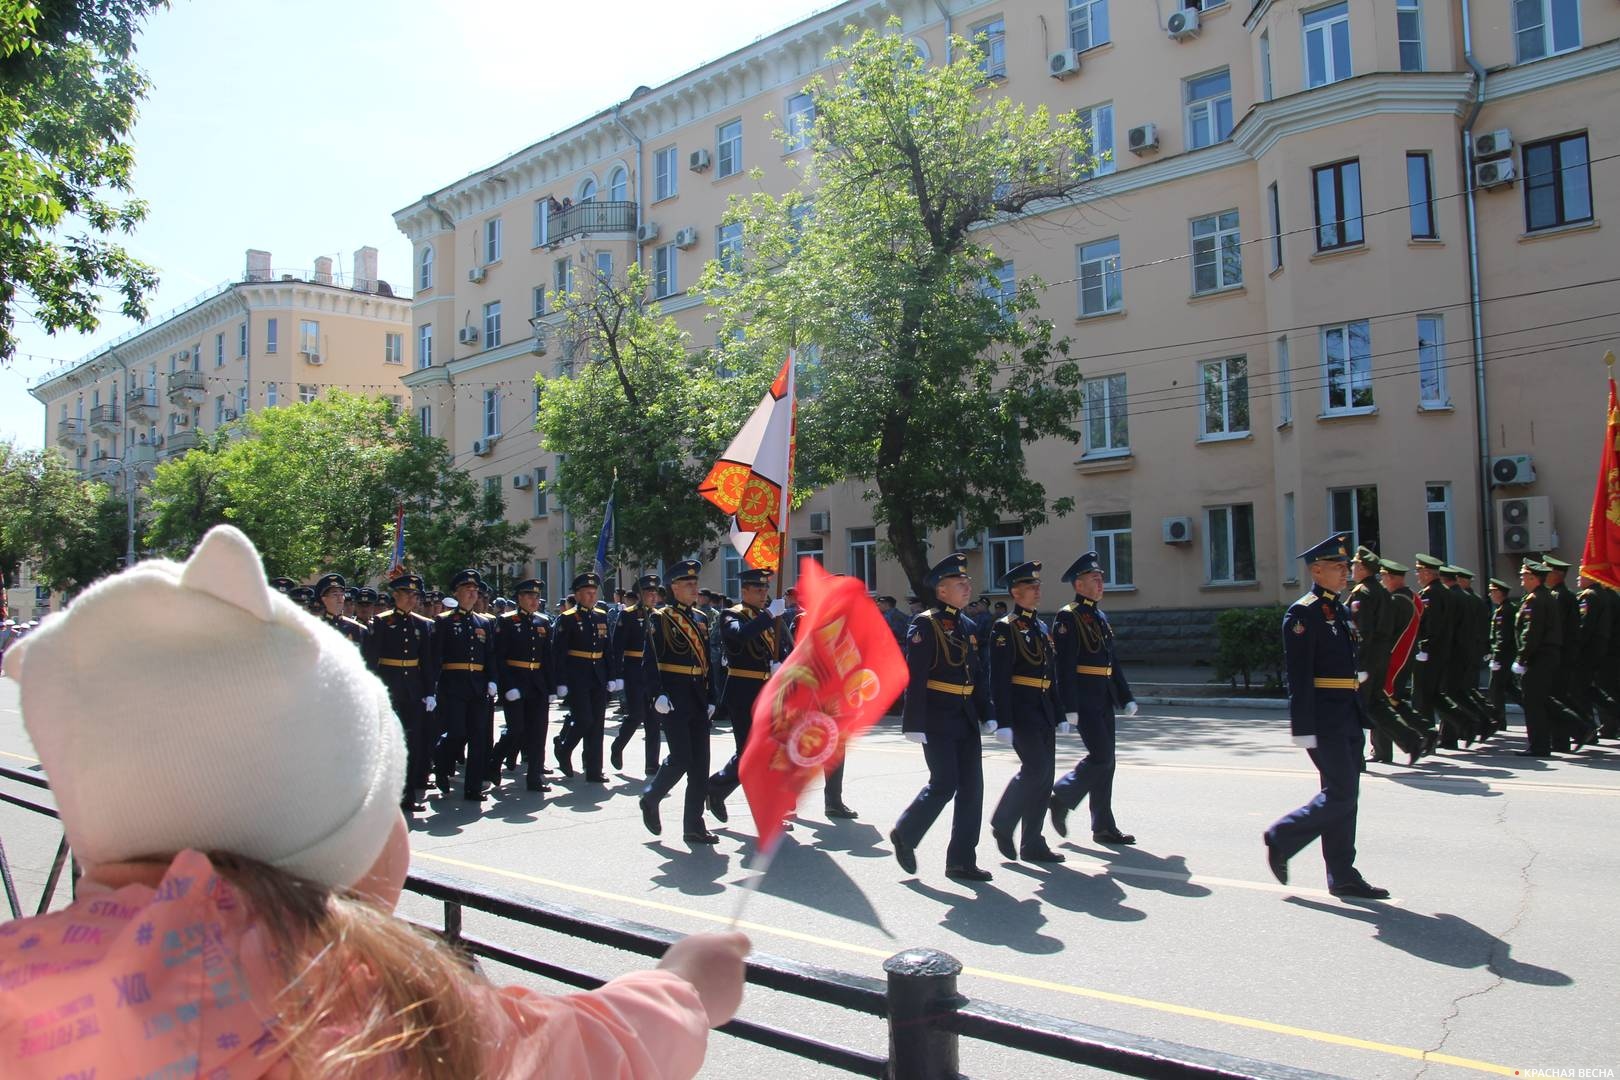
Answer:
932, 0, 953, 62
1458, 0, 1495, 574
237, 293, 252, 418
612, 103, 645, 272
105, 346, 136, 567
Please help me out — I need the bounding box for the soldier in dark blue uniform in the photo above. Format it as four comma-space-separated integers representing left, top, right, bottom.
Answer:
890, 552, 995, 882
313, 573, 367, 646
1049, 551, 1138, 846
432, 569, 500, 803
639, 560, 719, 843
363, 573, 439, 814
1264, 533, 1389, 899
610, 574, 663, 777
354, 586, 380, 627
492, 578, 556, 792
289, 584, 318, 614
269, 576, 296, 596
987, 561, 1064, 864
706, 568, 787, 824
551, 571, 617, 782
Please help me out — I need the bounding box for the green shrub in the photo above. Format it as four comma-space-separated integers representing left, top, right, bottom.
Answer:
1213, 605, 1287, 691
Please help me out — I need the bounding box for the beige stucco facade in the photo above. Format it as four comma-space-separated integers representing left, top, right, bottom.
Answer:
395, 0, 1619, 643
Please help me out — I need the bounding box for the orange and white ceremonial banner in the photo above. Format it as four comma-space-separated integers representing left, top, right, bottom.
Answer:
1579, 358, 1620, 589
738, 559, 906, 851
698, 353, 796, 571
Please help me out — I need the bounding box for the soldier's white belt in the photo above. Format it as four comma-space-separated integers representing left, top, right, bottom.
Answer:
1011, 675, 1053, 690
926, 679, 974, 696
377, 658, 419, 668
567, 650, 604, 660
1076, 664, 1113, 677
442, 662, 485, 672
1313, 677, 1357, 690
728, 668, 769, 681
505, 660, 544, 670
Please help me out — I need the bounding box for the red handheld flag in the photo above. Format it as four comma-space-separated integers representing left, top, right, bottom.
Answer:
738, 559, 906, 850
1579, 376, 1620, 589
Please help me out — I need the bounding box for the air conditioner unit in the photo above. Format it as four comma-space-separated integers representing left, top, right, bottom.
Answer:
1490, 453, 1537, 487
808, 511, 831, 534
1473, 129, 1513, 159
1162, 516, 1194, 544
458, 326, 478, 345
530, 330, 548, 355
1166, 8, 1201, 38
468, 266, 487, 284
1497, 496, 1553, 553
636, 222, 660, 244
1048, 49, 1080, 79
674, 226, 698, 249
954, 529, 981, 551
472, 437, 493, 457
689, 148, 711, 172
1475, 158, 1516, 189
222, 409, 237, 421
303, 351, 323, 365
178, 349, 192, 361
512, 473, 533, 490
1128, 123, 1160, 155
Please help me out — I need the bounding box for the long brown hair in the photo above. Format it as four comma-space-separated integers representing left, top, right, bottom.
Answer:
208, 851, 491, 1079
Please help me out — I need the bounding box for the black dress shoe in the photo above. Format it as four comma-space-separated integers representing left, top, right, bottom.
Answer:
1049, 796, 1070, 838
1264, 835, 1289, 885
639, 794, 662, 836
585, 774, 609, 783
553, 745, 575, 778
992, 827, 1018, 862
610, 743, 625, 771
706, 790, 729, 823
944, 865, 993, 882
683, 830, 721, 844
1092, 828, 1137, 845
825, 804, 859, 819
889, 829, 918, 875
1516, 749, 1552, 757
525, 781, 552, 793
1021, 848, 1066, 864
1329, 880, 1391, 900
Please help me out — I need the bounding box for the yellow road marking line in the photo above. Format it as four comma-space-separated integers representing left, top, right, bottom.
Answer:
0, 749, 39, 765
411, 849, 1517, 1076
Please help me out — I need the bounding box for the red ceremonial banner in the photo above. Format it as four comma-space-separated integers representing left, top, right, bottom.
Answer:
1579, 378, 1620, 589
738, 559, 906, 850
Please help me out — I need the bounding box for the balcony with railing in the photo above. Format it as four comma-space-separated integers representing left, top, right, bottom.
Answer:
548, 200, 637, 242
166, 369, 206, 402
88, 404, 121, 435
164, 428, 200, 456
126, 386, 160, 419
56, 417, 85, 446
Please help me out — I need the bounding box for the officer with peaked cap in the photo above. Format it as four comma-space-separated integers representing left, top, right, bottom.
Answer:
1350, 547, 1424, 765
268, 576, 296, 596
288, 584, 317, 614
314, 573, 367, 646
1413, 553, 1472, 748
610, 574, 664, 777
1486, 576, 1520, 735
1449, 567, 1495, 734
552, 570, 616, 781
1264, 533, 1389, 899
362, 572, 439, 812
1514, 560, 1562, 756
492, 578, 556, 792
890, 552, 995, 882
986, 561, 1064, 863
433, 568, 501, 802
639, 559, 718, 842
354, 586, 379, 627
1541, 555, 1597, 750
1049, 550, 1139, 846
707, 567, 788, 824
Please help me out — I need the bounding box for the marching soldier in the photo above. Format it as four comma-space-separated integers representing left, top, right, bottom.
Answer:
1541, 556, 1596, 750
1486, 577, 1520, 735
1413, 554, 1470, 748
314, 573, 367, 646
707, 568, 787, 824
1452, 568, 1495, 735
1049, 550, 1138, 846
1576, 570, 1617, 738
552, 571, 617, 782
433, 569, 500, 802
1376, 560, 1433, 747
492, 578, 556, 792
610, 574, 663, 777
1350, 548, 1423, 765
987, 561, 1064, 864
363, 573, 439, 813
1440, 565, 1492, 742
890, 552, 995, 882
1264, 534, 1388, 900
342, 586, 359, 620
269, 576, 296, 596
1597, 579, 1620, 739
354, 586, 379, 626
1514, 560, 1562, 757
289, 584, 318, 615
639, 559, 718, 843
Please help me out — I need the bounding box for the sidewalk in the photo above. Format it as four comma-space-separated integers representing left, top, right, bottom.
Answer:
1128, 662, 1288, 710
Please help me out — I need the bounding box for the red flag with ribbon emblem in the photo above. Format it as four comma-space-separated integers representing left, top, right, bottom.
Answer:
739, 559, 905, 850
1579, 367, 1620, 589
698, 353, 795, 571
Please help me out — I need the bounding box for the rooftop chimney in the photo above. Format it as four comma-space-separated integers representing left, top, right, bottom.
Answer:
313, 256, 334, 285
245, 249, 272, 282
353, 246, 379, 293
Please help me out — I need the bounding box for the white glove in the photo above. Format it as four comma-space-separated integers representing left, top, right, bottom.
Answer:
1416, 651, 1429, 662
905, 731, 928, 745
1356, 671, 1369, 685
505, 688, 521, 701
980, 720, 998, 735
1064, 712, 1078, 725
1292, 735, 1318, 749
1057, 721, 1075, 734
768, 597, 786, 616
556, 684, 569, 698
995, 727, 1015, 745
608, 678, 624, 693
1122, 701, 1139, 717
1489, 660, 1501, 672
423, 696, 437, 712
1511, 661, 1526, 676
769, 661, 781, 674
707, 704, 717, 719
654, 694, 673, 715
486, 681, 499, 699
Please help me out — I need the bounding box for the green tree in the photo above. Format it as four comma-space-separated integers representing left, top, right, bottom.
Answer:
0, 440, 127, 595
702, 24, 1092, 595
535, 261, 756, 570
144, 393, 531, 585
0, 0, 167, 362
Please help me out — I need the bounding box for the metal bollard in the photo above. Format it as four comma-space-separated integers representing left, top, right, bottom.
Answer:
883, 947, 964, 1080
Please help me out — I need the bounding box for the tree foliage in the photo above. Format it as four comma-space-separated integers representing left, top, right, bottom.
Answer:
0, 0, 167, 362
0, 440, 126, 595
702, 24, 1092, 595
143, 392, 531, 586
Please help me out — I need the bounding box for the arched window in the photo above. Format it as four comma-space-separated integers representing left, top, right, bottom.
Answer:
608, 166, 628, 202
579, 177, 597, 202
418, 245, 434, 290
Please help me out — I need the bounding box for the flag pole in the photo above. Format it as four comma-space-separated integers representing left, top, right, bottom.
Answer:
728, 835, 783, 929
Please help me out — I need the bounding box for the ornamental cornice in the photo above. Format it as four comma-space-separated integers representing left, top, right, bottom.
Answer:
1231, 72, 1473, 158
1482, 38, 1620, 103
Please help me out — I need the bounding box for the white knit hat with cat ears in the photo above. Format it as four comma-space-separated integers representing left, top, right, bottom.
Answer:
1, 525, 404, 889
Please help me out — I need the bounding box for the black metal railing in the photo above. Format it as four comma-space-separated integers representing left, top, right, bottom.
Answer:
549, 199, 637, 241
166, 370, 205, 395
0, 764, 1339, 1080
88, 403, 120, 427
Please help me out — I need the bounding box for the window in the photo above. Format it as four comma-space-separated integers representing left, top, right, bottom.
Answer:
607, 166, 628, 202
526, 466, 547, 517
716, 119, 743, 179
1417, 315, 1447, 406
237, 386, 248, 416
1068, 0, 1109, 52
1267, 182, 1283, 271
1077, 237, 1122, 316
265, 318, 277, 354
794, 537, 825, 568
1083, 372, 1129, 454
1201, 357, 1250, 437
983, 260, 1015, 318
972, 17, 1006, 79
532, 285, 547, 320
1184, 69, 1233, 150
1329, 485, 1380, 554
1191, 210, 1242, 293
238, 322, 248, 358
848, 528, 878, 591
1407, 152, 1436, 238
1090, 513, 1133, 588
214, 395, 225, 426
653, 146, 678, 201
1523, 133, 1592, 231
418, 246, 434, 290
594, 250, 614, 283
553, 256, 574, 299
722, 547, 744, 600
267, 382, 278, 407
417, 323, 433, 369
986, 524, 1024, 588
214, 333, 224, 367
298, 384, 317, 405
1206, 504, 1256, 584
1260, 31, 1273, 100
1321, 319, 1374, 414
299, 320, 319, 355
1277, 335, 1293, 425
1312, 159, 1363, 249
1514, 0, 1580, 63
1425, 483, 1453, 561
1076, 103, 1114, 178
1303, 3, 1351, 88
483, 388, 500, 438
716, 221, 743, 272
417, 404, 431, 437
1396, 0, 1424, 71
1282, 493, 1297, 581
484, 217, 502, 264
533, 198, 551, 247
785, 92, 815, 152
483, 301, 503, 349
653, 243, 677, 298
384, 332, 403, 364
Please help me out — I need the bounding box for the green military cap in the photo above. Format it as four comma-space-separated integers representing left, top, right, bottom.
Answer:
1379, 559, 1410, 574
1353, 545, 1381, 568
1413, 553, 1444, 570
1488, 577, 1514, 591
1522, 559, 1548, 576
1452, 567, 1475, 580
1438, 564, 1462, 576
1541, 555, 1571, 570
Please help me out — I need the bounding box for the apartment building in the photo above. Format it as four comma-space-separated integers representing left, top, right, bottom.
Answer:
394, 0, 1618, 653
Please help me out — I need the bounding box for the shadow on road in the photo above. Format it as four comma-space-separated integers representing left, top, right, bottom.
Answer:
646, 840, 730, 896
791, 816, 889, 859
903, 879, 1066, 954
1002, 862, 1149, 923
1080, 847, 1215, 899
734, 837, 894, 937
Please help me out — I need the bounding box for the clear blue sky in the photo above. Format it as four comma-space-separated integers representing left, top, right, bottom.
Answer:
1, 0, 835, 447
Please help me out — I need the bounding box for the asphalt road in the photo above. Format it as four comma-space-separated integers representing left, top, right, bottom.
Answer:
1, 677, 1615, 1079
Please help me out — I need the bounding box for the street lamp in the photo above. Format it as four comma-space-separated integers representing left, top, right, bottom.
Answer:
112, 441, 157, 566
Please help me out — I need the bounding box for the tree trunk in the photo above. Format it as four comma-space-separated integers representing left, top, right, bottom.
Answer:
885, 512, 931, 602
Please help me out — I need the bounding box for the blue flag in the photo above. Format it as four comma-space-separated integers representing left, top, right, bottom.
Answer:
594, 485, 615, 579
